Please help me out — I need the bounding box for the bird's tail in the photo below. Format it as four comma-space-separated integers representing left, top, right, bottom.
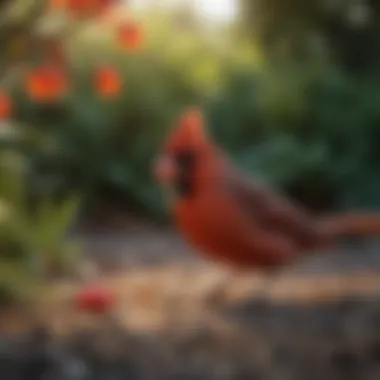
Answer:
316, 212, 380, 241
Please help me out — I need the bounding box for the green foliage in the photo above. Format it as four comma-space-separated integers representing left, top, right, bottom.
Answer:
206, 58, 380, 212
0, 0, 82, 305
239, 0, 380, 72
3, 1, 380, 229
5, 9, 241, 218
0, 0, 48, 76
0, 147, 80, 305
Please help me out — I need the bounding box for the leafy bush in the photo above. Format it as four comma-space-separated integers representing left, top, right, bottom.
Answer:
0, 138, 79, 306
5, 9, 240, 219
3, 0, 380, 223
207, 60, 380, 212
0, 0, 83, 306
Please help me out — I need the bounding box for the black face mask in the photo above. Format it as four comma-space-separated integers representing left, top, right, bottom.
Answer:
173, 150, 197, 198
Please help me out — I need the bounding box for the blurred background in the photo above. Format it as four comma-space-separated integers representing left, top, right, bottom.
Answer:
1, 0, 380, 379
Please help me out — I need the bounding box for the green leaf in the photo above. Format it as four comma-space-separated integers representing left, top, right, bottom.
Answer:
28, 195, 80, 256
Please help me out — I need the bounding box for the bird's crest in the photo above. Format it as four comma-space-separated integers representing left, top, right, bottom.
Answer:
164, 107, 208, 154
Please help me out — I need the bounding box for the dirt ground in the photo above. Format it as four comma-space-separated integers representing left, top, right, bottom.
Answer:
2, 216, 380, 380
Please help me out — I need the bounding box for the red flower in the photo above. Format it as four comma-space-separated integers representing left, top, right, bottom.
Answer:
95, 66, 122, 97
0, 92, 12, 119
75, 285, 117, 314
117, 20, 145, 52
66, 0, 93, 17
49, 0, 119, 16
97, 0, 117, 12
26, 65, 68, 102
98, 2, 126, 25
48, 0, 67, 10
64, 0, 118, 17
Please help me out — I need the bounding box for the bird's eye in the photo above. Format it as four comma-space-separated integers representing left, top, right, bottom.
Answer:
174, 150, 196, 171
173, 150, 197, 198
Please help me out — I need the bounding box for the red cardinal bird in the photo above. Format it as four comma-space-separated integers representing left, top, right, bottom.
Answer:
154, 108, 380, 272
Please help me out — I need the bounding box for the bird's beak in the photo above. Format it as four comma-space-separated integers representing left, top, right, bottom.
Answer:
153, 155, 177, 185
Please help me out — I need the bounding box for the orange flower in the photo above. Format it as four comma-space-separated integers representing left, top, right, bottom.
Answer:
66, 0, 117, 18
75, 285, 117, 314
26, 65, 68, 102
65, 0, 95, 17
48, 0, 67, 10
98, 1, 125, 24
117, 20, 145, 52
97, 0, 117, 12
95, 66, 122, 97
0, 92, 12, 119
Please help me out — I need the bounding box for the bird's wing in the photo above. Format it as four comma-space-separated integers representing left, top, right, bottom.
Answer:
224, 168, 319, 249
